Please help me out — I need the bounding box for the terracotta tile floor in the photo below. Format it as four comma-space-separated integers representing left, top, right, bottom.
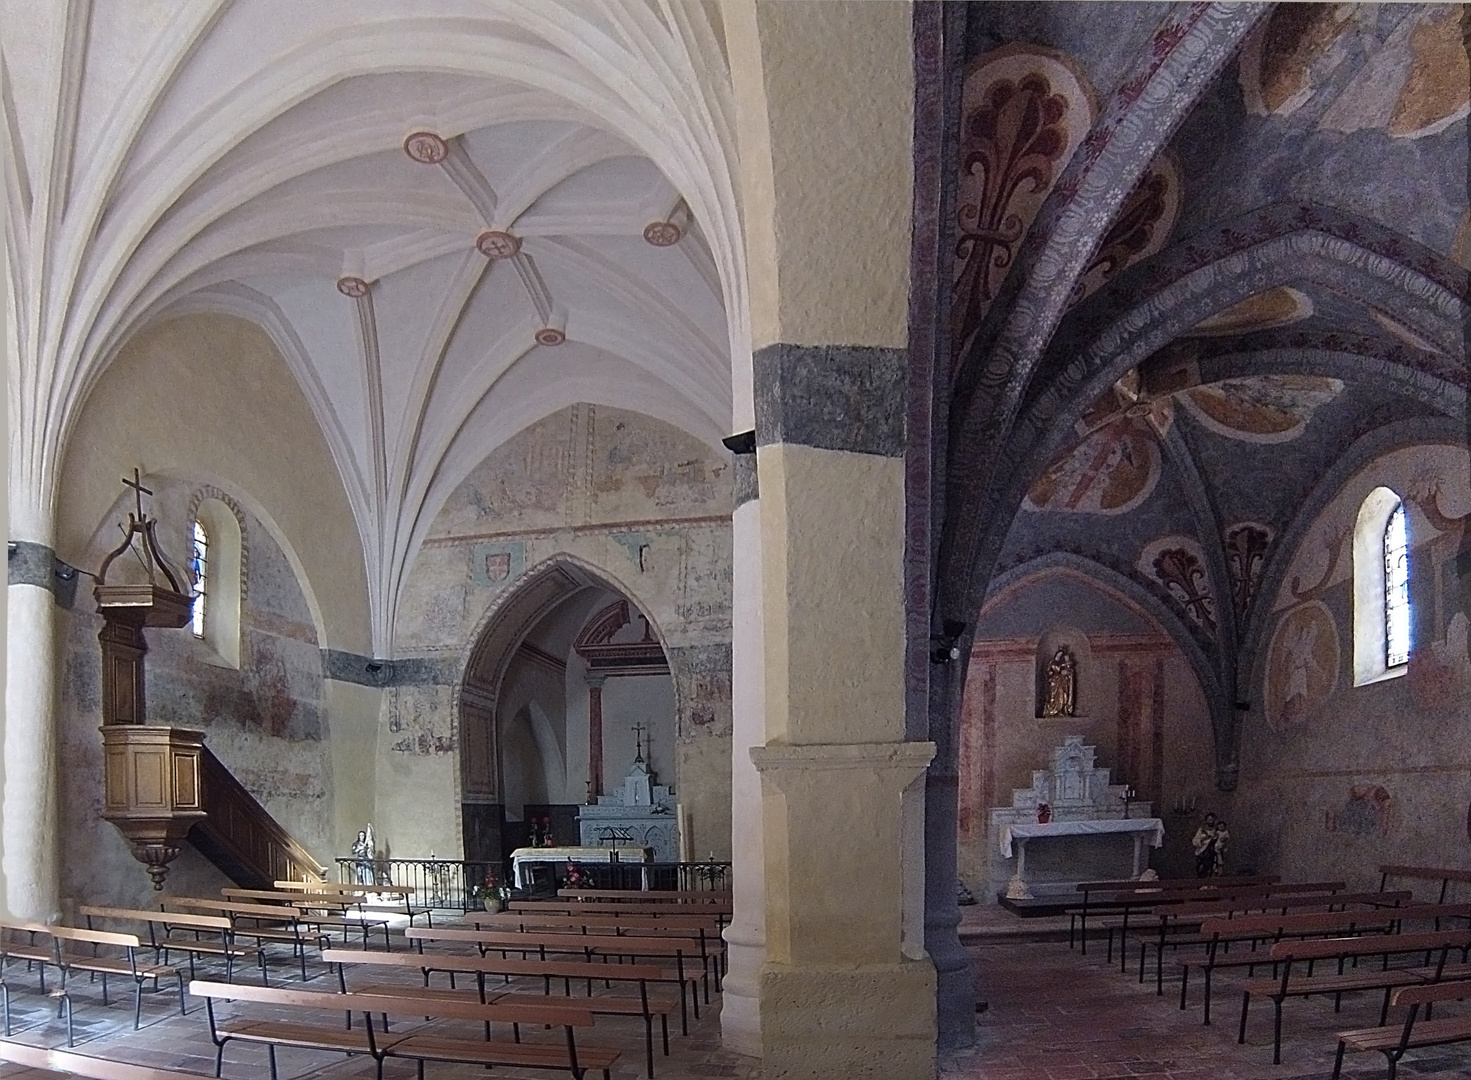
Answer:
5, 916, 1471, 1079
940, 936, 1471, 1080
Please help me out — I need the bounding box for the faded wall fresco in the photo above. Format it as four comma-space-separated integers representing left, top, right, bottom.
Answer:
58, 477, 333, 910
958, 571, 1216, 898
388, 405, 734, 861
1231, 443, 1471, 889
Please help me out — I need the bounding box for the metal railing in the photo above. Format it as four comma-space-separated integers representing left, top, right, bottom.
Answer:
335, 856, 731, 911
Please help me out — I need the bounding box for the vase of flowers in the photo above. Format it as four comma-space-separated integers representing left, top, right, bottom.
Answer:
471, 872, 509, 913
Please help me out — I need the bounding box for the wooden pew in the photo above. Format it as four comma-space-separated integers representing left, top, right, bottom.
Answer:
222, 888, 393, 949
1333, 979, 1471, 1080
1101, 881, 1347, 970
79, 904, 268, 984
189, 979, 619, 1080
0, 923, 183, 1046
162, 898, 325, 979
0, 1039, 220, 1079
1238, 929, 1471, 1064
1069, 874, 1280, 953
558, 889, 732, 904
407, 925, 703, 1033
1138, 890, 1412, 996
322, 947, 678, 1078
1380, 864, 1471, 904
477, 911, 725, 989
275, 879, 434, 925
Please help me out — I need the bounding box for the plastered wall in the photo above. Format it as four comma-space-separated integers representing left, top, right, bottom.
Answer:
58, 477, 336, 908
387, 404, 734, 862
1231, 443, 1471, 890
55, 312, 370, 654
958, 572, 1216, 898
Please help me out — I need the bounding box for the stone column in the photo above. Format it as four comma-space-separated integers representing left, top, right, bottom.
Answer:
721, 445, 765, 1056
4, 539, 63, 921
587, 675, 606, 797
753, 347, 936, 1080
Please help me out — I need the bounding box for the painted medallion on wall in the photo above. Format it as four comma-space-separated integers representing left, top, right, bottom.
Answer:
1264, 600, 1340, 732
1181, 375, 1344, 444
953, 45, 1096, 363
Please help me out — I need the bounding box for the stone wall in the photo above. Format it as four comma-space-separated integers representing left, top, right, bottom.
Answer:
1230, 443, 1471, 890
387, 404, 734, 862
959, 571, 1216, 898
58, 477, 334, 909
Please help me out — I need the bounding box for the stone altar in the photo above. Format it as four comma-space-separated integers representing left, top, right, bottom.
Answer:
577, 752, 679, 861
987, 736, 1162, 900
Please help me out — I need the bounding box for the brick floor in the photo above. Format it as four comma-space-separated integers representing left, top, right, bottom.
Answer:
940, 936, 1471, 1080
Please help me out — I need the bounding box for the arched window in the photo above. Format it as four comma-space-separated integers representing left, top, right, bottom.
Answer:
190, 520, 209, 637
1383, 501, 1410, 668
1353, 487, 1410, 686
190, 497, 243, 668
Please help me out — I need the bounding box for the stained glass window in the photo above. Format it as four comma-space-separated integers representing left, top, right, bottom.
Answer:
1384, 501, 1410, 668
191, 520, 208, 638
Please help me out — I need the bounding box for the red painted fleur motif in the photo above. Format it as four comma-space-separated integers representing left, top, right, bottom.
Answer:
953, 72, 1072, 363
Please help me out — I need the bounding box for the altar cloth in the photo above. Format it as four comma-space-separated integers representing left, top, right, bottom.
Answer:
998, 817, 1165, 858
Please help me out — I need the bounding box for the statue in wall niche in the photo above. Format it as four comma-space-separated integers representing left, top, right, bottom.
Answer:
1041, 647, 1077, 717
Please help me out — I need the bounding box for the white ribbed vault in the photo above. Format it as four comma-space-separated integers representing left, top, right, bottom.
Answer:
3, 0, 746, 653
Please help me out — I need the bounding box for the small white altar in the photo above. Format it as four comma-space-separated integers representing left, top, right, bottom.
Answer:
988, 736, 1164, 900
577, 751, 680, 862
510, 845, 653, 890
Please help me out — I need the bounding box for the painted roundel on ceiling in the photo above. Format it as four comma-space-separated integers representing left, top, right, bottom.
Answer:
1181, 375, 1344, 445
1024, 416, 1161, 516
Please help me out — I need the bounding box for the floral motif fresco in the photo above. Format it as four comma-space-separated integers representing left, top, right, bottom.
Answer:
1181, 375, 1344, 444
1225, 523, 1273, 619
1263, 600, 1340, 732
953, 46, 1095, 362
1139, 536, 1216, 634
1069, 154, 1182, 305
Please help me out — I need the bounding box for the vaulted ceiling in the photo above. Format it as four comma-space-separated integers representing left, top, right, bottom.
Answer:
945, 3, 1470, 756
3, 1, 743, 653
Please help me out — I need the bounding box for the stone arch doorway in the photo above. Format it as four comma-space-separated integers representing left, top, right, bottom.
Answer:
457, 558, 678, 866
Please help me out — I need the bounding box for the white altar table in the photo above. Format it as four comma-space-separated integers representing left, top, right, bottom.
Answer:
511, 845, 652, 890
999, 818, 1164, 900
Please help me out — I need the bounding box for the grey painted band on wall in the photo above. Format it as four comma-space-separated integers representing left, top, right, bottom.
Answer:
321, 649, 457, 687
753, 343, 906, 458
7, 540, 80, 607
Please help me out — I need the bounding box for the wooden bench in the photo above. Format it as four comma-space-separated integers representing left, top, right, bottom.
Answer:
1179, 905, 1455, 1024
1333, 979, 1471, 1080
223, 888, 394, 949
80, 904, 268, 984
1238, 929, 1471, 1063
1100, 881, 1347, 970
0, 923, 184, 1045
1068, 874, 1280, 953
558, 889, 732, 904
275, 879, 435, 925
163, 898, 326, 979
479, 911, 726, 981
407, 925, 703, 1034
1139, 890, 1412, 996
322, 947, 678, 1077
1380, 864, 1471, 904
189, 978, 619, 1080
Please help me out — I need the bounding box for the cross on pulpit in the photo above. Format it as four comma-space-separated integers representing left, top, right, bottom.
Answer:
122, 467, 153, 520
631, 721, 647, 761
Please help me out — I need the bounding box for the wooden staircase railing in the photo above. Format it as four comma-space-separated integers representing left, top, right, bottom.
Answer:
189, 746, 327, 888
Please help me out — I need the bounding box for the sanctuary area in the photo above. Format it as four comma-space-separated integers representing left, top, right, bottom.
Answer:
3, 4, 1470, 1079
